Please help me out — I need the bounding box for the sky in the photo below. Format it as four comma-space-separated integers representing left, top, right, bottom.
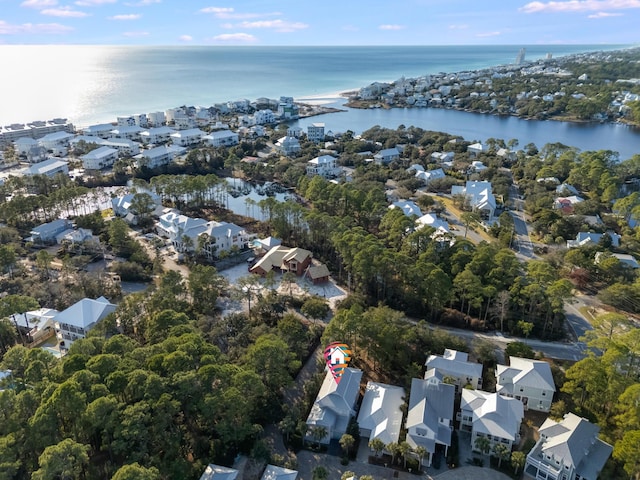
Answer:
0, 0, 638, 45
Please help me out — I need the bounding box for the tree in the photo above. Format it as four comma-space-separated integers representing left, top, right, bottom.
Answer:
398, 441, 413, 468
511, 451, 526, 474
236, 275, 262, 319
188, 264, 226, 315
301, 297, 330, 325
340, 433, 355, 457
0, 245, 17, 279
414, 445, 427, 469
308, 425, 328, 448
0, 319, 17, 355
112, 463, 161, 480
386, 441, 401, 465
492, 442, 510, 468
341, 471, 356, 480
31, 438, 90, 480
368, 437, 385, 457
36, 249, 53, 279
129, 192, 156, 225
243, 334, 300, 392
474, 435, 491, 455
614, 430, 640, 480
505, 341, 535, 359
517, 320, 534, 338
313, 466, 329, 480
460, 211, 481, 238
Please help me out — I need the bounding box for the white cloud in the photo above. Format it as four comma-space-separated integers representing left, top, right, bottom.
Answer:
449, 24, 469, 29
75, 0, 116, 6
124, 0, 160, 5
41, 6, 89, 17
238, 19, 308, 32
379, 24, 406, 30
211, 32, 257, 42
476, 31, 502, 37
520, 0, 640, 13
20, 0, 57, 8
108, 13, 142, 20
200, 6, 233, 14
199, 7, 281, 20
179, 34, 193, 41
122, 30, 149, 36
0, 20, 73, 34
588, 10, 624, 15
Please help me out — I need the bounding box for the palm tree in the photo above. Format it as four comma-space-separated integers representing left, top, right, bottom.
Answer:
312, 466, 328, 480
398, 441, 413, 469
308, 425, 328, 449
511, 451, 526, 475
474, 435, 491, 456
492, 443, 511, 468
414, 445, 428, 469
368, 437, 385, 457
340, 433, 355, 457
386, 442, 401, 466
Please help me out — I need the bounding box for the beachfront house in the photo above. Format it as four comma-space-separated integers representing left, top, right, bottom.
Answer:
140, 126, 176, 145
55, 297, 117, 352
524, 413, 612, 480
357, 382, 405, 449
204, 130, 239, 147
82, 146, 118, 170
306, 368, 362, 444
405, 371, 455, 467
459, 390, 524, 452
425, 349, 483, 393
135, 145, 186, 169
170, 128, 206, 147
496, 357, 556, 412
306, 155, 340, 178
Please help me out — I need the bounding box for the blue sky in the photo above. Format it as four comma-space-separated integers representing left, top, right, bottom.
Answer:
0, 0, 638, 45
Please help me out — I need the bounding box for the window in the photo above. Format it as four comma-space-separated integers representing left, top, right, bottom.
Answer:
542, 392, 546, 396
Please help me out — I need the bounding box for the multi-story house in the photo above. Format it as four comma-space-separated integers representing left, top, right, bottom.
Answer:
170, 128, 206, 147
524, 413, 612, 480
496, 357, 556, 412
54, 297, 116, 352
373, 147, 400, 165
425, 349, 483, 393
140, 126, 176, 145
306, 155, 341, 178
81, 146, 118, 170
204, 130, 239, 147
306, 123, 325, 143
357, 382, 405, 449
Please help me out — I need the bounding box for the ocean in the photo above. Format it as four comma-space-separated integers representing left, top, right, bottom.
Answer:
0, 44, 625, 127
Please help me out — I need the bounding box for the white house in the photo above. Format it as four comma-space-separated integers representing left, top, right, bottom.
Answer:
470, 161, 488, 173
374, 147, 400, 165
425, 349, 483, 393
415, 168, 446, 185
405, 371, 455, 467
14, 137, 38, 155
82, 146, 118, 170
23, 158, 69, 177
306, 155, 341, 178
389, 200, 422, 217
261, 465, 297, 480
450, 181, 496, 219
305, 368, 362, 444
170, 128, 206, 147
12, 307, 59, 344
110, 125, 144, 141
102, 138, 141, 157
111, 192, 162, 223
595, 252, 640, 269
140, 126, 176, 145
431, 151, 455, 163
199, 465, 238, 480
82, 123, 115, 138
38, 131, 74, 150
275, 136, 301, 156
416, 213, 450, 234
204, 130, 239, 147
467, 142, 486, 157
496, 357, 556, 412
357, 382, 405, 448
55, 228, 97, 246
54, 297, 116, 351
459, 390, 524, 452
135, 145, 186, 169
567, 231, 621, 249
28, 219, 73, 244
147, 111, 166, 127
307, 123, 325, 143
524, 413, 612, 480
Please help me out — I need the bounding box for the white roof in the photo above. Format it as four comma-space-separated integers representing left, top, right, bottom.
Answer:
24, 158, 68, 176
357, 382, 405, 444
416, 213, 450, 233
261, 465, 297, 480
170, 128, 206, 138
82, 146, 117, 160
496, 357, 556, 394
461, 390, 523, 441
390, 200, 422, 217
141, 126, 176, 136
307, 368, 362, 425
308, 154, 336, 166
39, 131, 74, 143
199, 464, 238, 480
54, 296, 116, 330
205, 129, 238, 140
406, 375, 455, 450
425, 349, 483, 379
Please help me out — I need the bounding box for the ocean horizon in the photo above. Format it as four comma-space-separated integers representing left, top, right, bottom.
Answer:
0, 44, 629, 127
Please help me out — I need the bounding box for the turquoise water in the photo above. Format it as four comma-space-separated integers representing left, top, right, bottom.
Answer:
0, 44, 625, 126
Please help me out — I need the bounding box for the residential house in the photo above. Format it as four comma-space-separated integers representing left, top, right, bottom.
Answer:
470, 160, 488, 173
14, 137, 38, 155
111, 192, 162, 224
102, 138, 141, 157
55, 228, 97, 246
275, 136, 301, 156
496, 148, 516, 161
306, 155, 341, 178
595, 252, 640, 269
38, 131, 74, 151
305, 368, 363, 444
496, 357, 556, 412
117, 113, 148, 127
567, 231, 621, 249
425, 349, 483, 393
140, 126, 176, 145
170, 128, 206, 147
556, 183, 580, 196
252, 236, 282, 254
199, 465, 238, 480
54, 297, 116, 351
405, 371, 455, 467
135, 145, 186, 169
26, 145, 48, 163
12, 307, 59, 344
390, 200, 423, 217
204, 130, 239, 147
261, 465, 298, 480
416, 213, 450, 234
28, 219, 73, 245
147, 111, 166, 127
415, 168, 446, 185
467, 142, 486, 157
305, 263, 331, 284
450, 181, 496, 219
250, 245, 312, 277
431, 151, 455, 163
524, 413, 612, 480
82, 146, 118, 170
82, 123, 116, 138
307, 123, 325, 142
287, 126, 303, 138
459, 390, 524, 452
554, 196, 584, 214
374, 147, 400, 165
23, 158, 69, 177
357, 382, 405, 448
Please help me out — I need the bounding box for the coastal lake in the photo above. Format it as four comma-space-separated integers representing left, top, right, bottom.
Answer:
291, 102, 640, 161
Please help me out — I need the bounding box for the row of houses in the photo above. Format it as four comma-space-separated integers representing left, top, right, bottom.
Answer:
198, 463, 297, 480
305, 349, 611, 479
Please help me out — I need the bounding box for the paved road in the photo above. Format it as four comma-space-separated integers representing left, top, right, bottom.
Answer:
509, 210, 538, 260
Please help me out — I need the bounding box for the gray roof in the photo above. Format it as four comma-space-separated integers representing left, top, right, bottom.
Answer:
425, 349, 483, 379
531, 413, 612, 479
496, 357, 556, 393
261, 465, 297, 480
357, 381, 405, 445
406, 375, 455, 449
461, 390, 523, 441
199, 464, 238, 480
